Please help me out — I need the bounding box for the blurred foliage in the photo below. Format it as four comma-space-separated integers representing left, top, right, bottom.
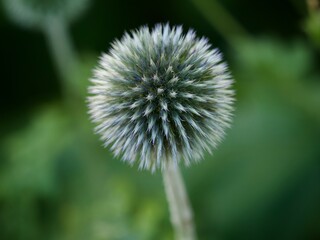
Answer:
305, 10, 320, 48
1, 0, 320, 240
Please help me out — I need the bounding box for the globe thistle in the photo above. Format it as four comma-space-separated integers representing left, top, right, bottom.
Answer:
2, 0, 89, 29
88, 24, 234, 172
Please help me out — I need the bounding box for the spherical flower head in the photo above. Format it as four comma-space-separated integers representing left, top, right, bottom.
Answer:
3, 0, 89, 29
88, 24, 234, 172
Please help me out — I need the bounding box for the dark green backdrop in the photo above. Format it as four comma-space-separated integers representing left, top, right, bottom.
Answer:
1, 0, 319, 239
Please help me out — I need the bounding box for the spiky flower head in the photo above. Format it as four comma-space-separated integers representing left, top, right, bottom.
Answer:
88, 24, 234, 172
3, 0, 89, 29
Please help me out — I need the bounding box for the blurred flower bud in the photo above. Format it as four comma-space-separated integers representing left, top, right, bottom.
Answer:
3, 0, 89, 29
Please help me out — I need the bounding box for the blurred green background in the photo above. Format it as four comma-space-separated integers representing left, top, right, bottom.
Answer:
1, 0, 320, 239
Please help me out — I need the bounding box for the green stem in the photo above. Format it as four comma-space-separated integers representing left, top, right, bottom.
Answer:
43, 17, 79, 97
163, 162, 197, 240
190, 0, 248, 48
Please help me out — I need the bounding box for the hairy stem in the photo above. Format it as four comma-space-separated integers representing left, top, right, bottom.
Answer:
163, 162, 197, 240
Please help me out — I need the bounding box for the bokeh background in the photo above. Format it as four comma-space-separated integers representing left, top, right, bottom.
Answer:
1, 0, 320, 239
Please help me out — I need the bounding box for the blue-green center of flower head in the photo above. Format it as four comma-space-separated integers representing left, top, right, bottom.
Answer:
88, 24, 234, 171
